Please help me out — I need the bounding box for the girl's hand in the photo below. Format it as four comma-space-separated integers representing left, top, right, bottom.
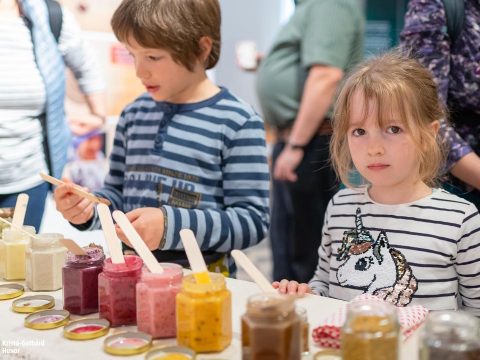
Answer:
115, 207, 165, 250
54, 181, 94, 225
272, 279, 313, 295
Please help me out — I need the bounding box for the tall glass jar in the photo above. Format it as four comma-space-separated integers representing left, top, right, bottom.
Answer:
136, 263, 183, 338
63, 245, 104, 314
176, 273, 232, 352
0, 208, 13, 279
341, 300, 399, 360
241, 293, 301, 360
3, 226, 35, 280
420, 311, 480, 360
26, 233, 66, 291
98, 255, 143, 326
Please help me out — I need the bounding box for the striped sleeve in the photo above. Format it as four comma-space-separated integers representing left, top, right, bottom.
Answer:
309, 201, 332, 296
161, 113, 270, 252
456, 204, 480, 315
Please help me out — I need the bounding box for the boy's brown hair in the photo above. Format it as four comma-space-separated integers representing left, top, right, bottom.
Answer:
331, 51, 447, 188
111, 0, 221, 71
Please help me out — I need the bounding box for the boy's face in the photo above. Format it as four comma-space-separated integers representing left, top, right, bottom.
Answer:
346, 91, 422, 193
125, 36, 201, 103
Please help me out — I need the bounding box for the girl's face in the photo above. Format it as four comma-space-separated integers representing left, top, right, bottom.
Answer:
347, 91, 426, 201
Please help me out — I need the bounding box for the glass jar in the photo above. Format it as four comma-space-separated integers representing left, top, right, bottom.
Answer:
420, 310, 480, 360
241, 293, 301, 360
341, 300, 399, 360
296, 305, 309, 355
98, 255, 143, 326
0, 208, 13, 279
136, 263, 183, 338
176, 273, 232, 352
3, 226, 35, 280
26, 233, 66, 291
63, 244, 105, 314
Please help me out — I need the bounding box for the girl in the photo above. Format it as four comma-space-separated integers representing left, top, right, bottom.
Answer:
273, 52, 480, 314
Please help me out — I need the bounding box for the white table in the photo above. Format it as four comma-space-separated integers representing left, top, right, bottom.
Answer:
0, 276, 419, 360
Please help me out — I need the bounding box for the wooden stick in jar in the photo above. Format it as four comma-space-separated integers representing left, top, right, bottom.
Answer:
39, 172, 111, 206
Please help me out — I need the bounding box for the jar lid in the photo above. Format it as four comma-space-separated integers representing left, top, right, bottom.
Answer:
313, 349, 341, 360
104, 331, 152, 356
145, 345, 196, 360
12, 295, 55, 313
25, 309, 70, 330
64, 318, 110, 340
0, 283, 24, 300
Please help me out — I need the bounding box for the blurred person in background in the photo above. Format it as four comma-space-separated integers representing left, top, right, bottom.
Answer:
401, 0, 480, 208
0, 0, 105, 231
256, 0, 365, 282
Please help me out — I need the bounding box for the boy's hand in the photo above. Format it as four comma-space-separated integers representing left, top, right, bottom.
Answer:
272, 279, 313, 295
54, 181, 94, 225
115, 207, 164, 251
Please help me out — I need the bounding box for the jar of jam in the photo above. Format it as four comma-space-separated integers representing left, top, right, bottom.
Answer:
341, 300, 399, 360
241, 293, 301, 360
420, 310, 480, 360
26, 233, 66, 291
63, 244, 105, 314
176, 273, 232, 352
98, 255, 143, 326
136, 263, 183, 338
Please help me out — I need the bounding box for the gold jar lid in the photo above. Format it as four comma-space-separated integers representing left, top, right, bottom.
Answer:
0, 283, 24, 300
104, 331, 152, 356
145, 345, 196, 360
313, 350, 342, 360
64, 318, 110, 340
25, 309, 70, 330
12, 295, 54, 313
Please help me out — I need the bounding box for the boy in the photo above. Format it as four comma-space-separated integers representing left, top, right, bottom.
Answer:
54, 0, 270, 274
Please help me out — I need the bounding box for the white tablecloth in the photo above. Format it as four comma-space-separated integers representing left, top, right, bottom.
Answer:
0, 276, 420, 360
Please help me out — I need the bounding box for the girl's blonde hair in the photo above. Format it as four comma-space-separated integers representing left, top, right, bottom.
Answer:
330, 51, 446, 188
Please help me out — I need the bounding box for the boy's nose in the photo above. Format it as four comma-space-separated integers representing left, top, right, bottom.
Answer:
135, 64, 150, 80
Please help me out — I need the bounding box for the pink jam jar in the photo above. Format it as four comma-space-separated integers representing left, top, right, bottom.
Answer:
98, 255, 143, 326
136, 263, 183, 338
63, 245, 105, 315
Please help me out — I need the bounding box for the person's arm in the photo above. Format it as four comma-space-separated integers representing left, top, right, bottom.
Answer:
456, 205, 480, 316
450, 153, 480, 190
273, 65, 343, 182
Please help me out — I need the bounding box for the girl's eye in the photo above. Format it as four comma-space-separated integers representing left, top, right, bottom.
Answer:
352, 128, 365, 136
148, 56, 162, 61
387, 126, 402, 134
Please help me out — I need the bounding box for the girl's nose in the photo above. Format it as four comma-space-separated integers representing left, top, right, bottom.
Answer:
367, 137, 385, 156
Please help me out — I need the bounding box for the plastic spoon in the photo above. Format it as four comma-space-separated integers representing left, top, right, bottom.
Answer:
97, 204, 125, 264
112, 210, 163, 273
231, 249, 276, 293
12, 193, 28, 229
179, 229, 211, 284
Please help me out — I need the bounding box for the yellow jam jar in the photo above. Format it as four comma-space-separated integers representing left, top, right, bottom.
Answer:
176, 273, 232, 353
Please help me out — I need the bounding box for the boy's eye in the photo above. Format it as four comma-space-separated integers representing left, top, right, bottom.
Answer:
387, 126, 402, 134
352, 128, 365, 136
148, 56, 162, 61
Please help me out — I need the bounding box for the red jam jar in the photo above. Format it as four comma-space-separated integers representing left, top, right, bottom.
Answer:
136, 263, 183, 338
62, 245, 105, 315
98, 255, 143, 326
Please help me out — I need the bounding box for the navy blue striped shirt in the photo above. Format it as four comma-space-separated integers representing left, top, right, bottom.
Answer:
309, 187, 480, 315
84, 87, 270, 272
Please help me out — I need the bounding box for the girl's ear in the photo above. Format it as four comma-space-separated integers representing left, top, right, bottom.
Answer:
430, 120, 441, 135
199, 36, 213, 65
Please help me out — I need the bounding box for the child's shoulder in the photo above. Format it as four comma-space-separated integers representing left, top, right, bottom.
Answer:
429, 188, 478, 214
211, 87, 260, 120
122, 93, 156, 114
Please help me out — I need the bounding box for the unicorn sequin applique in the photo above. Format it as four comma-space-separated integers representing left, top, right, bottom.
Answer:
336, 208, 417, 306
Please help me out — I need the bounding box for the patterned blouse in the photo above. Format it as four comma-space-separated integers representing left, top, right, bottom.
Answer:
400, 0, 480, 169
